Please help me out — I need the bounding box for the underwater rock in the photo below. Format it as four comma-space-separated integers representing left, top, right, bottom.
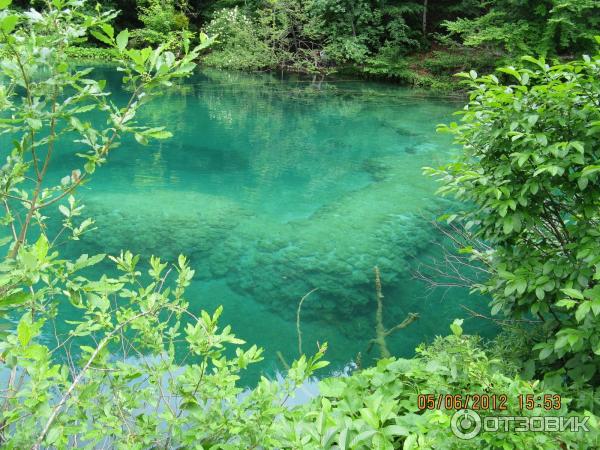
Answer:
68, 156, 450, 336
393, 127, 422, 138
376, 119, 423, 138
362, 158, 392, 181
77, 190, 250, 262
220, 155, 447, 327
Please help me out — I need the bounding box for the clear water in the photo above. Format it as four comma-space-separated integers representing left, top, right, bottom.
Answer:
45, 67, 495, 383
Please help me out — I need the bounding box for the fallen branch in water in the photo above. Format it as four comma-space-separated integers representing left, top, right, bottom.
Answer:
368, 266, 419, 358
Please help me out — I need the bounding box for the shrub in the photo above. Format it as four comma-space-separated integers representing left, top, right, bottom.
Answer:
422, 50, 497, 76
201, 7, 276, 70
427, 45, 600, 387
283, 322, 599, 449
65, 45, 117, 60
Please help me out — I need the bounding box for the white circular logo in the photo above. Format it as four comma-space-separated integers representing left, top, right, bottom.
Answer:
451, 409, 482, 440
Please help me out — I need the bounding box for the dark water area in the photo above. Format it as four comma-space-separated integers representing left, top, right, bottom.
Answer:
37, 67, 496, 383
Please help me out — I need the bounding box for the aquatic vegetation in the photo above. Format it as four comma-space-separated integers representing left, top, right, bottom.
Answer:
79, 191, 248, 262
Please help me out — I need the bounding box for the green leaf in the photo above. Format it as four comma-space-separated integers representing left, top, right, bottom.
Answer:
0, 15, 18, 33
576, 302, 591, 322
90, 30, 114, 46
539, 347, 553, 360
536, 134, 548, 146
570, 141, 585, 153
46, 426, 62, 445
403, 434, 418, 450
99, 23, 114, 38
515, 278, 527, 294
0, 0, 12, 9
1, 291, 29, 307
582, 165, 600, 176
591, 299, 600, 316
498, 67, 522, 81
134, 133, 148, 145
72, 254, 106, 271
17, 315, 33, 347
350, 430, 377, 448
26, 118, 42, 130
554, 335, 569, 350
556, 299, 577, 309
561, 288, 584, 300
521, 55, 546, 70
360, 407, 380, 429
116, 29, 129, 51
502, 217, 513, 234
450, 319, 463, 336
89, 294, 110, 312
145, 128, 172, 140
383, 424, 409, 437
320, 378, 346, 397
35, 234, 48, 260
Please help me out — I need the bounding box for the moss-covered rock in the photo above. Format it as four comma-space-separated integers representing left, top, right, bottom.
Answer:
75, 155, 449, 332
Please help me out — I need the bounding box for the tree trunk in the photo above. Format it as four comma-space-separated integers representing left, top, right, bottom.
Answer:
422, 0, 428, 35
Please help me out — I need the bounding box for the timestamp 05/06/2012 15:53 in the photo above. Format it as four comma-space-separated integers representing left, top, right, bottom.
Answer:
417, 393, 563, 412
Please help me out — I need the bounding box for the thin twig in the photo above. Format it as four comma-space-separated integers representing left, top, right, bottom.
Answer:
33, 308, 155, 449
296, 288, 318, 356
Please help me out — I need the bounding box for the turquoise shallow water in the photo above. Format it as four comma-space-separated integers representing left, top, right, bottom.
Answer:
45, 67, 495, 383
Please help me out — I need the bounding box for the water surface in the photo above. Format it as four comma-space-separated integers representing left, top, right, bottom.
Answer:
48, 68, 494, 382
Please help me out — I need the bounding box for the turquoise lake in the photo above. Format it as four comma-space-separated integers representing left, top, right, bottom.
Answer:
49, 67, 496, 383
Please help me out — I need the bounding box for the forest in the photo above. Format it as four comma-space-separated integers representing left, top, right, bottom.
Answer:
0, 0, 599, 448
12, 0, 600, 87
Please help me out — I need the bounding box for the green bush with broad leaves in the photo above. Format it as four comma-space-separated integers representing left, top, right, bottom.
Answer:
277, 321, 598, 449
128, 0, 196, 52
426, 46, 600, 388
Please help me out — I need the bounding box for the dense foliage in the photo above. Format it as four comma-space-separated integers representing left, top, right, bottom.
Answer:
429, 48, 600, 387
289, 326, 597, 449
13, 0, 599, 83
424, 38, 600, 448
443, 0, 600, 56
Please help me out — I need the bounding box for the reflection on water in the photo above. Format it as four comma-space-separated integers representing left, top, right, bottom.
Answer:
45, 67, 495, 383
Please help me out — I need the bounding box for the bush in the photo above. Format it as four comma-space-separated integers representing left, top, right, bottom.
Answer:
283, 322, 599, 449
427, 44, 600, 387
422, 50, 497, 76
65, 45, 117, 60
201, 7, 276, 71
128, 0, 192, 51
